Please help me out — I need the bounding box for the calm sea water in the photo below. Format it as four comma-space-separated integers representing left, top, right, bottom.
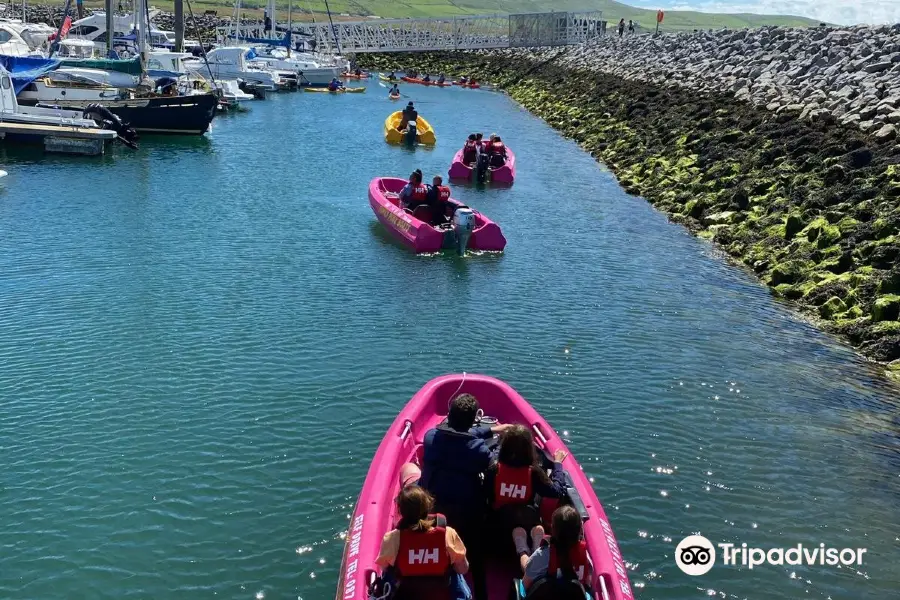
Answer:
0, 81, 897, 600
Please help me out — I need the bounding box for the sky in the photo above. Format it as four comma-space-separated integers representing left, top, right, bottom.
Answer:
626, 0, 900, 25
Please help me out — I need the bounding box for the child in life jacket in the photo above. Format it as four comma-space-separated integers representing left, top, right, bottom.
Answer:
523, 505, 592, 592
484, 425, 569, 572
376, 485, 472, 600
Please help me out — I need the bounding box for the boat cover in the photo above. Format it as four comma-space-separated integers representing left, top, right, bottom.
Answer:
0, 55, 61, 95
58, 57, 143, 76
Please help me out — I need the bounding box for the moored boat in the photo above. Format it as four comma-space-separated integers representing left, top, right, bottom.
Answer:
384, 111, 436, 145
368, 177, 505, 254
449, 146, 516, 185
334, 373, 631, 600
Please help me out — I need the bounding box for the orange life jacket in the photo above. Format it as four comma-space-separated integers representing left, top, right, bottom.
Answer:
546, 539, 589, 584
493, 463, 533, 508
396, 517, 450, 577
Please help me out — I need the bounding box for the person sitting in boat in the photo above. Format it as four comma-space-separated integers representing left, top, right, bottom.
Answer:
459, 75, 469, 84
438, 74, 446, 84
376, 486, 472, 600
523, 506, 592, 598
462, 134, 479, 165
388, 71, 397, 80
474, 132, 484, 150
390, 84, 400, 96
484, 425, 568, 574
398, 393, 513, 600
423, 74, 431, 82
426, 175, 456, 225
488, 135, 507, 167
399, 102, 418, 131
354, 67, 362, 76
328, 78, 342, 92
400, 170, 428, 210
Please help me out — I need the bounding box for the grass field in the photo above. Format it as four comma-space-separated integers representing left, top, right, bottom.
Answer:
83, 0, 823, 31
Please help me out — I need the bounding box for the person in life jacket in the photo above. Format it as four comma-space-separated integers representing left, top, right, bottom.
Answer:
462, 134, 478, 165
376, 485, 472, 600
484, 425, 568, 573
523, 505, 592, 597
354, 67, 362, 76
390, 84, 401, 97
400, 170, 428, 210
388, 71, 397, 80
399, 101, 418, 131
423, 73, 431, 82
328, 78, 341, 91
488, 135, 507, 168
438, 73, 446, 84
424, 175, 456, 225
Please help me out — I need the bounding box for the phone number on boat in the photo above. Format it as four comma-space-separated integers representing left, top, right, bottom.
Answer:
342, 514, 365, 599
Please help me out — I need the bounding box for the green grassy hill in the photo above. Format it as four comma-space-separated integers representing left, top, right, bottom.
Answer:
132, 0, 822, 30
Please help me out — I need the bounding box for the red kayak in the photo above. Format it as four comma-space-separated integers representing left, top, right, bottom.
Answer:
368, 177, 506, 254
401, 76, 452, 87
453, 81, 482, 89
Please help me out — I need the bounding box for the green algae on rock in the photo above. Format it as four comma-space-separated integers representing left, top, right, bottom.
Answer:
361, 50, 900, 366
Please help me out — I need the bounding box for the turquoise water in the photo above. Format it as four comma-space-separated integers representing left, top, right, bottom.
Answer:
0, 81, 897, 600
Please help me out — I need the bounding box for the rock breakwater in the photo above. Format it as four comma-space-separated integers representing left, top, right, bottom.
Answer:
362, 48, 900, 373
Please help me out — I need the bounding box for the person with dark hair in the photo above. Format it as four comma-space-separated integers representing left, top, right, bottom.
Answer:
399, 101, 418, 131
523, 505, 592, 594
400, 169, 427, 210
462, 134, 478, 165
485, 425, 568, 572
426, 175, 455, 225
618, 18, 625, 37
376, 486, 472, 600
398, 394, 512, 600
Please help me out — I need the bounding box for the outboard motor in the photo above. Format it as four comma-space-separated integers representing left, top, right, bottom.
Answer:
83, 103, 138, 150
452, 207, 475, 255
405, 120, 418, 146
475, 152, 490, 183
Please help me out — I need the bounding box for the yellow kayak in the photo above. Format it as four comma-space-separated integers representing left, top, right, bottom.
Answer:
304, 86, 366, 94
384, 111, 436, 145
379, 74, 399, 82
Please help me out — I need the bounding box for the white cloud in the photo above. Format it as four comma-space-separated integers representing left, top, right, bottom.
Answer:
628, 0, 900, 26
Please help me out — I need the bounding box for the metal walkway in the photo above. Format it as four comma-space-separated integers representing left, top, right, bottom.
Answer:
219, 11, 606, 54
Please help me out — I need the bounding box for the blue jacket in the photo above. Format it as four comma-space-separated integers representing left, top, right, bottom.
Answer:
419, 424, 494, 527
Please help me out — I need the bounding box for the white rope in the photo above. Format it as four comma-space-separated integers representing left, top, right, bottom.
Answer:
447, 371, 467, 412
370, 581, 392, 600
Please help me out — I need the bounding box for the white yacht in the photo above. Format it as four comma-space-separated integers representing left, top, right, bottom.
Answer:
66, 11, 200, 56
247, 45, 340, 86
0, 19, 53, 55
182, 47, 285, 91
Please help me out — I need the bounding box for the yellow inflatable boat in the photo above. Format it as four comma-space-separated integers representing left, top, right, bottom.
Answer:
384, 111, 436, 145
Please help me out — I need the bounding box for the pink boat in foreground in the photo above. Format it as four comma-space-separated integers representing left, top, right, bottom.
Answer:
335, 373, 633, 600
368, 177, 507, 254
448, 147, 516, 185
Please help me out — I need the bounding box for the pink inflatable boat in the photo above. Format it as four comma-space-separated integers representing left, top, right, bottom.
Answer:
448, 147, 516, 185
334, 373, 633, 600
368, 177, 507, 254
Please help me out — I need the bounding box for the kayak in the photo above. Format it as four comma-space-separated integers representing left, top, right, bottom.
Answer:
389, 93, 401, 100
304, 86, 366, 94
341, 72, 369, 79
449, 146, 516, 184
401, 76, 451, 87
453, 81, 482, 89
335, 373, 632, 600
379, 74, 399, 82
384, 111, 436, 145
368, 177, 505, 253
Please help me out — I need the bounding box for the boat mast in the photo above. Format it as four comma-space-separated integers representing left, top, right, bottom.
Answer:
287, 0, 292, 57
322, 0, 342, 56
105, 0, 114, 57
135, 0, 148, 74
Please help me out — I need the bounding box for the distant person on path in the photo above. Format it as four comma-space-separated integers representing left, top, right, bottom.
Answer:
618, 18, 625, 37
628, 19, 635, 34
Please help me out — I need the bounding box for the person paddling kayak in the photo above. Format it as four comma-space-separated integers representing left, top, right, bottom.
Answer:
328, 78, 342, 91
389, 83, 400, 97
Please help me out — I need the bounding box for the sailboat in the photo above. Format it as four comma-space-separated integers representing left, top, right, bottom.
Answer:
31, 0, 218, 135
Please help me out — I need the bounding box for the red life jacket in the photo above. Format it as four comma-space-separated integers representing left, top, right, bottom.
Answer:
493, 463, 533, 508
411, 185, 428, 202
395, 517, 450, 577
492, 142, 505, 154
464, 140, 477, 151
437, 186, 451, 202
546, 539, 589, 584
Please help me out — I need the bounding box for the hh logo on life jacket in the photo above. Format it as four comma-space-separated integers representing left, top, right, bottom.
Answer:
499, 483, 527, 499
556, 566, 585, 580
408, 548, 440, 564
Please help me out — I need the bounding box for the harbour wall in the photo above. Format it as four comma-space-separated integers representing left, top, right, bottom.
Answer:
361, 28, 900, 374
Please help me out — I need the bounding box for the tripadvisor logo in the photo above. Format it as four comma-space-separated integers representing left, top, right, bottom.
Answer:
675, 535, 867, 575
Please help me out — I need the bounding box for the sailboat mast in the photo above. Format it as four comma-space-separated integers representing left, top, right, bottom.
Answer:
105, 0, 114, 57
135, 0, 148, 72
323, 0, 342, 56
287, 0, 292, 57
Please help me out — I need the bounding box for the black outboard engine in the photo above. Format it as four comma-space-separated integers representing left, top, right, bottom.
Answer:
405, 120, 418, 146
83, 103, 139, 150
475, 152, 490, 183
